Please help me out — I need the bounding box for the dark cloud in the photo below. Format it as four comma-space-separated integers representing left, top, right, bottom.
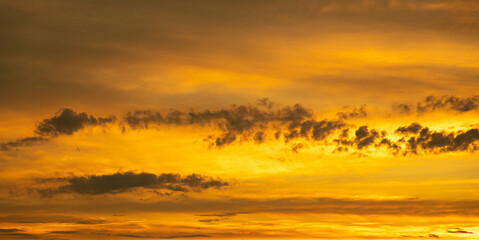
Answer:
398, 127, 479, 154
447, 228, 473, 234
0, 228, 23, 233
393, 95, 479, 114
35, 171, 228, 197
0, 108, 116, 151
354, 126, 380, 150
159, 234, 210, 239
393, 103, 414, 115
336, 105, 367, 120
331, 123, 479, 155
115, 99, 479, 154
124, 100, 346, 148
35, 108, 116, 137
97, 231, 212, 240
402, 233, 440, 238
0, 136, 47, 151
333, 126, 383, 152
0, 215, 106, 224
198, 219, 219, 223
111, 233, 211, 239
418, 95, 479, 113
291, 143, 305, 153
49, 231, 81, 234
2, 99, 478, 156
377, 137, 401, 154
395, 123, 423, 135
0, 232, 40, 239
196, 212, 252, 217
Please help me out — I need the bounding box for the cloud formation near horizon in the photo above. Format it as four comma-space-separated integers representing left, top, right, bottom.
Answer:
2, 96, 478, 156
34, 171, 228, 197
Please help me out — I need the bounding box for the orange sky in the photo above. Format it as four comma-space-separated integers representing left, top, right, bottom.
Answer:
1, 0, 479, 239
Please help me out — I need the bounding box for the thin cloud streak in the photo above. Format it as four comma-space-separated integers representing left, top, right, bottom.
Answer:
3, 197, 479, 217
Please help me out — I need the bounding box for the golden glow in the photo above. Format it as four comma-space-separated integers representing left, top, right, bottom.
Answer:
1, 0, 479, 239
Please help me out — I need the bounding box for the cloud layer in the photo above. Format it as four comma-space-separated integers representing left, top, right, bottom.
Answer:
2, 96, 478, 155
34, 171, 228, 197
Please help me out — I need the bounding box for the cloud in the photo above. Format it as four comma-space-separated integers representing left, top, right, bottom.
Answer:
354, 126, 381, 150
35, 108, 116, 136
402, 233, 440, 238
34, 171, 228, 197
393, 95, 479, 114
0, 229, 23, 233
418, 95, 479, 113
0, 230, 40, 239
331, 123, 479, 155
5, 196, 479, 217
198, 219, 219, 223
447, 228, 473, 234
395, 123, 423, 135
196, 212, 252, 217
196, 211, 252, 223
108, 233, 210, 239
49, 231, 81, 234
0, 215, 106, 224
393, 123, 479, 154
334, 126, 389, 152
158, 234, 210, 239
2, 0, 479, 118
124, 99, 346, 147
0, 136, 47, 151
103, 98, 479, 154
392, 103, 414, 115
2, 98, 478, 156
336, 105, 367, 120
0, 108, 116, 151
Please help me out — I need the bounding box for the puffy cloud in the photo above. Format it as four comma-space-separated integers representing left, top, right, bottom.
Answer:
395, 124, 479, 154
331, 123, 479, 155
395, 123, 422, 135
35, 108, 116, 136
0, 109, 116, 151
354, 126, 380, 150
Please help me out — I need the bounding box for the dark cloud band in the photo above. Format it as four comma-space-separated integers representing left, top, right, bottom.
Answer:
2, 96, 478, 156
34, 171, 228, 197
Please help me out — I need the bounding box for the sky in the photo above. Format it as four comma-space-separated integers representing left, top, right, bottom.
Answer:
1, 0, 479, 239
